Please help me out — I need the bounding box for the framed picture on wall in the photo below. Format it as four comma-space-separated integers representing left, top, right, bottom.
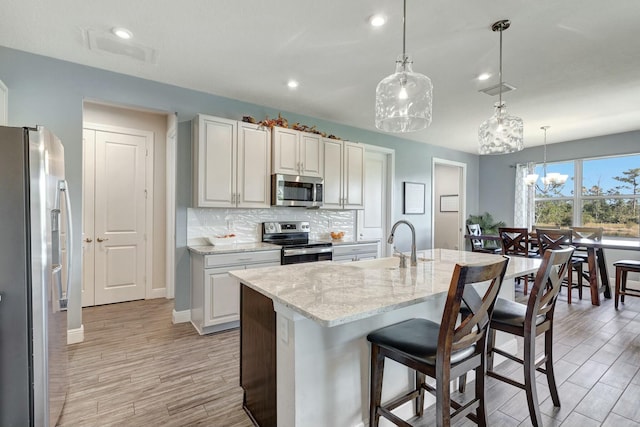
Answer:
440, 194, 459, 212
403, 182, 425, 214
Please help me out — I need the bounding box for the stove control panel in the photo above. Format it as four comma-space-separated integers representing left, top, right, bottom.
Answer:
263, 221, 310, 234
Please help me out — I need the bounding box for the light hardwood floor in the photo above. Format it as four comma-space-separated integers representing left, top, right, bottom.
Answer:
59, 283, 640, 426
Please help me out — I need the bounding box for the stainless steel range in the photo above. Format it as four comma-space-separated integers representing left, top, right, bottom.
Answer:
262, 221, 333, 265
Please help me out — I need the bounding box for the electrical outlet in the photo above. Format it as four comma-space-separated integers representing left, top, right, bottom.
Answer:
279, 316, 289, 344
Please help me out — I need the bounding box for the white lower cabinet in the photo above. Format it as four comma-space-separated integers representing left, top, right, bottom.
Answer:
332, 242, 379, 263
191, 250, 280, 334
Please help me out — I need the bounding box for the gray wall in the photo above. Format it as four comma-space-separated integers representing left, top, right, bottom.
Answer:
0, 45, 479, 322
479, 131, 640, 226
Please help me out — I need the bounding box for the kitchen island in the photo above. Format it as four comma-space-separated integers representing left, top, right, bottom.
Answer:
230, 249, 540, 427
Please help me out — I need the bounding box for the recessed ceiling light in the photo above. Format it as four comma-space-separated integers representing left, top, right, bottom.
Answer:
287, 80, 299, 89
369, 14, 386, 27
112, 27, 133, 40
478, 73, 491, 81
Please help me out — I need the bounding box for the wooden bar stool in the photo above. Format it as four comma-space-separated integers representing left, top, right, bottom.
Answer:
367, 258, 509, 427
614, 260, 640, 310
459, 247, 574, 427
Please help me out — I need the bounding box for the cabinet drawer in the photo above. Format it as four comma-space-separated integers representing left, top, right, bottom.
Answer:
333, 243, 379, 257
204, 250, 280, 268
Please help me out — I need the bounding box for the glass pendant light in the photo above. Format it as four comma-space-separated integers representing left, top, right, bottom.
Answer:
525, 126, 568, 190
375, 0, 433, 133
478, 20, 523, 155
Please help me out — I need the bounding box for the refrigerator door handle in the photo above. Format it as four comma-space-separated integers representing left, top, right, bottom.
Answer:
58, 180, 73, 310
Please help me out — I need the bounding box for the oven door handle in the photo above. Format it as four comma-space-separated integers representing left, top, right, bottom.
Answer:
283, 247, 333, 257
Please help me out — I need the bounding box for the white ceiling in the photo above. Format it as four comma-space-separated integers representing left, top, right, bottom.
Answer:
1, 0, 639, 153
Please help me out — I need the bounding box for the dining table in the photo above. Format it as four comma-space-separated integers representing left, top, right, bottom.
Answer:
572, 238, 640, 306
465, 232, 640, 306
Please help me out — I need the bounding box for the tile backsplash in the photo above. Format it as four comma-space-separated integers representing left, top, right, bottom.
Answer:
187, 208, 356, 245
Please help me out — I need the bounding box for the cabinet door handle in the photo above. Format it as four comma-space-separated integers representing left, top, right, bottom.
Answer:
97, 237, 109, 242
84, 237, 93, 243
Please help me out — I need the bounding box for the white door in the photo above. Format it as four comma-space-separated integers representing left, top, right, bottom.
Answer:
357, 149, 392, 257
83, 128, 148, 305
432, 160, 466, 250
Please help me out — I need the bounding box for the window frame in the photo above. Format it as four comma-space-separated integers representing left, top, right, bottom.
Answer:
531, 153, 640, 239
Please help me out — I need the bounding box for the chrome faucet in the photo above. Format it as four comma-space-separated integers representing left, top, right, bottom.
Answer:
387, 220, 417, 267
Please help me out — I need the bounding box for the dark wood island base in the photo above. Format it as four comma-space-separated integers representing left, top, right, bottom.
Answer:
240, 284, 277, 427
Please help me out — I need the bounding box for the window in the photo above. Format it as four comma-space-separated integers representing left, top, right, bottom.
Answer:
533, 161, 574, 227
581, 155, 640, 238
530, 154, 640, 238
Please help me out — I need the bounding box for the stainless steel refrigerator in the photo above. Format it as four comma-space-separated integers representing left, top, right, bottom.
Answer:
0, 126, 72, 427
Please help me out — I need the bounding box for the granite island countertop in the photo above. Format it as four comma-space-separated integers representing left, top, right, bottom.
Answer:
230, 248, 540, 327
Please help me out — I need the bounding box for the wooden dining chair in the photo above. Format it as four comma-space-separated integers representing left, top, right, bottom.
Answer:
367, 257, 509, 427
499, 227, 538, 295
536, 228, 584, 304
570, 226, 603, 288
467, 223, 500, 254
459, 247, 574, 427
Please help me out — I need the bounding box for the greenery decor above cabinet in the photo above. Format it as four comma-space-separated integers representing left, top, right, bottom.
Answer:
322, 139, 365, 209
272, 127, 323, 177
192, 114, 271, 208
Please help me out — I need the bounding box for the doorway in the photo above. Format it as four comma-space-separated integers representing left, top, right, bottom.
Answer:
357, 145, 395, 257
432, 159, 466, 250
82, 102, 172, 307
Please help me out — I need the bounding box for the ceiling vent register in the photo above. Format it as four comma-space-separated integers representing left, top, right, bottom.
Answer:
85, 29, 157, 64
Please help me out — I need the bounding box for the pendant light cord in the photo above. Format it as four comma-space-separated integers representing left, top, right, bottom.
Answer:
498, 25, 503, 108
402, 0, 407, 59
542, 126, 549, 177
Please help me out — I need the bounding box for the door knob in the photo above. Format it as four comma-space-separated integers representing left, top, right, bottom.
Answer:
97, 237, 109, 242
84, 238, 93, 243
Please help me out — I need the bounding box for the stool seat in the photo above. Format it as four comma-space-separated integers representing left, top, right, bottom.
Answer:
614, 260, 640, 269
614, 260, 640, 310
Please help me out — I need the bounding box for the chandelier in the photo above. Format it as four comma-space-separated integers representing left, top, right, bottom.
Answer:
478, 20, 523, 155
375, 0, 433, 133
524, 126, 568, 190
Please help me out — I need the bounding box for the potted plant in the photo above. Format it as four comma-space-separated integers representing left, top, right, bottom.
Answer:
466, 212, 506, 248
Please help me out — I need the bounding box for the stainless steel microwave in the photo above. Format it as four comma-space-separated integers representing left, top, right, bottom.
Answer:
271, 174, 323, 207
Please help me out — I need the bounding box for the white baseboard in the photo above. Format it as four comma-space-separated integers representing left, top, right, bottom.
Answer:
173, 309, 191, 324
67, 325, 84, 344
149, 287, 166, 299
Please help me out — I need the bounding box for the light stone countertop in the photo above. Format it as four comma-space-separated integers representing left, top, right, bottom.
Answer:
229, 248, 541, 327
188, 242, 280, 255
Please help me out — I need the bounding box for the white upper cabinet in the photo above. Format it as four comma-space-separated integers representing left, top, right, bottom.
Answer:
322, 139, 364, 209
237, 121, 271, 207
272, 127, 323, 177
193, 115, 270, 208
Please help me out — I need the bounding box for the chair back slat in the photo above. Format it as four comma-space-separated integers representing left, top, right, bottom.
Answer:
535, 228, 572, 256
499, 227, 531, 257
526, 247, 574, 324
467, 224, 483, 250
438, 258, 509, 359
570, 226, 603, 241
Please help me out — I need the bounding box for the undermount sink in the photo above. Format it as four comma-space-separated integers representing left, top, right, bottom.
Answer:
349, 256, 432, 269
